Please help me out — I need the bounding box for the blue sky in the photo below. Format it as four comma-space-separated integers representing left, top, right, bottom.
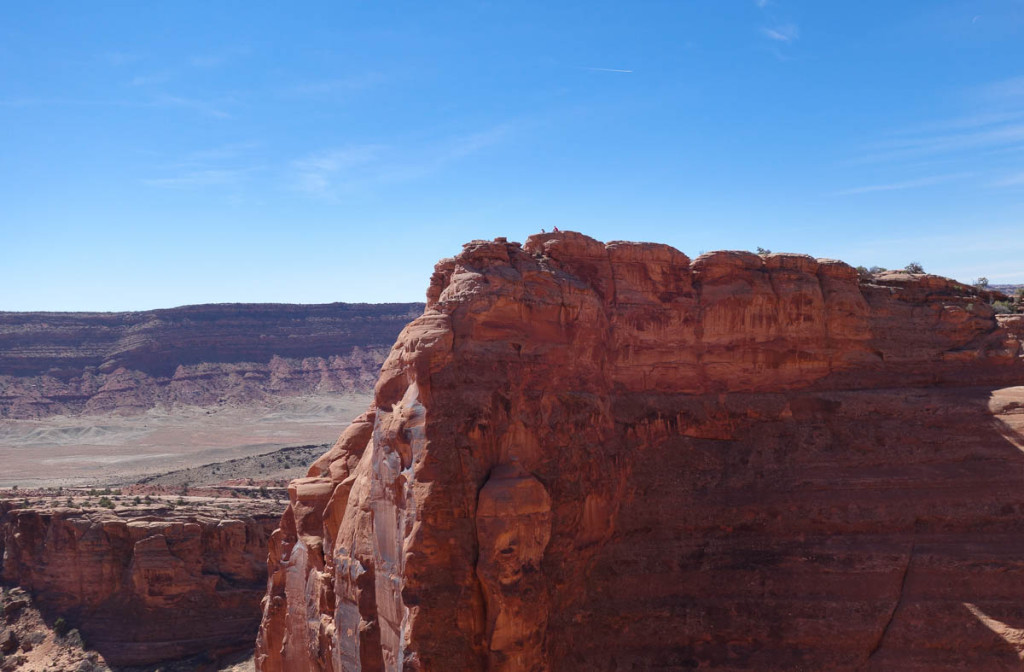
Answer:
3, 1, 1024, 310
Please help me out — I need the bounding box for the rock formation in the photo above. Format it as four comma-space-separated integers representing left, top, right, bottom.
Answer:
255, 232, 1024, 671
0, 302, 422, 419
0, 499, 280, 666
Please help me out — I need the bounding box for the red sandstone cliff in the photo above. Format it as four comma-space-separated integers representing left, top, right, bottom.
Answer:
255, 232, 1024, 671
0, 302, 422, 419
0, 500, 280, 666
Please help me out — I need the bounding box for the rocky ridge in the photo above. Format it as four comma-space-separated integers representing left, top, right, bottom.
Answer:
255, 232, 1024, 671
0, 302, 422, 419
0, 496, 281, 667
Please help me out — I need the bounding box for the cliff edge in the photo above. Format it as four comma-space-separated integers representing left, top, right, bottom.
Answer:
255, 232, 1024, 671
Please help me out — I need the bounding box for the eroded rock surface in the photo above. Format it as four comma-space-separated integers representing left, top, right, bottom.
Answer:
0, 499, 280, 666
256, 232, 1024, 671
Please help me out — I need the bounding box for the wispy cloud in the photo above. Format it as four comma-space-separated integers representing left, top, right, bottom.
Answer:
142, 142, 263, 190
188, 47, 249, 69
292, 145, 384, 195
190, 55, 225, 68
128, 71, 173, 87
0, 91, 236, 119
290, 125, 513, 198
754, 0, 771, 7
846, 75, 1024, 169
101, 51, 142, 66
834, 173, 968, 196
990, 171, 1024, 187
977, 75, 1024, 105
287, 73, 383, 97
578, 66, 634, 74
761, 24, 799, 42
151, 94, 233, 118
142, 168, 257, 189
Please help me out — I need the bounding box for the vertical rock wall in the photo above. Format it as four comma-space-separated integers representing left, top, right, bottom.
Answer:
256, 232, 1024, 671
0, 502, 280, 666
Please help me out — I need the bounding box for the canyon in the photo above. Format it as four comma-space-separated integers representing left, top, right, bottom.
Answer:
0, 496, 280, 668
255, 232, 1024, 671
0, 302, 421, 668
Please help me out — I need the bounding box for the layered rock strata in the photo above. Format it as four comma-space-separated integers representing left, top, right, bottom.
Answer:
256, 232, 1024, 671
0, 500, 280, 666
0, 302, 422, 419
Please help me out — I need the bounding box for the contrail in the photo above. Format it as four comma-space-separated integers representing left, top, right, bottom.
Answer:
580, 66, 634, 73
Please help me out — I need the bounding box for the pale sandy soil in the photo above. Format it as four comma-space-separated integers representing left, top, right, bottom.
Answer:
0, 393, 372, 489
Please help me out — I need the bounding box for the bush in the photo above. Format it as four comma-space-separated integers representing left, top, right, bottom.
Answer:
54, 617, 70, 637
97, 496, 114, 509
993, 300, 1015, 314
975, 277, 990, 288
868, 265, 887, 274
904, 261, 924, 273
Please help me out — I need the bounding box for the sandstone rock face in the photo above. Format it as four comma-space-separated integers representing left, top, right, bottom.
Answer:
0, 302, 422, 419
255, 233, 1024, 671
0, 501, 280, 666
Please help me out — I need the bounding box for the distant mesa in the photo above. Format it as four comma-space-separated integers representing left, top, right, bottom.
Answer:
0, 302, 424, 419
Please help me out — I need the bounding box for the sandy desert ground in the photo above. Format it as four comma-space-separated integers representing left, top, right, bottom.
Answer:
0, 392, 372, 488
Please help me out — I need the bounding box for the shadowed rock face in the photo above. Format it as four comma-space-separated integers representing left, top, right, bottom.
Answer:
0, 500, 281, 666
254, 232, 1024, 672
0, 302, 423, 418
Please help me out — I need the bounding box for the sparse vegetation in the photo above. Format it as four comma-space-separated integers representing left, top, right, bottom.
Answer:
755, 247, 771, 256
904, 261, 924, 273
97, 496, 115, 509
975, 277, 990, 288
868, 265, 887, 274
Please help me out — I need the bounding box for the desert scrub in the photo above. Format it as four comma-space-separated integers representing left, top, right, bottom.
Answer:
992, 300, 1016, 314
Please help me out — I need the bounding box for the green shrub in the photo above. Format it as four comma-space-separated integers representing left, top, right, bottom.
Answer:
993, 300, 1015, 314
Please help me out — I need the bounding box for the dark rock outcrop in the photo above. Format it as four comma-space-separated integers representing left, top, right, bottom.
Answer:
0, 302, 422, 418
255, 232, 1024, 671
